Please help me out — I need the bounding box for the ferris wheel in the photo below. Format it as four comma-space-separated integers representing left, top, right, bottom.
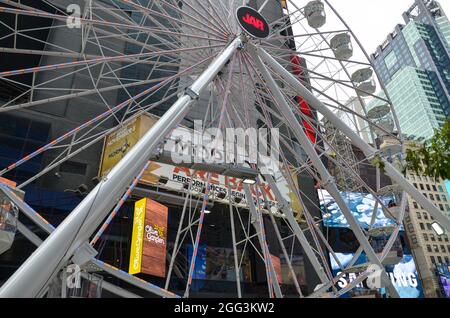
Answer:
0, 0, 448, 298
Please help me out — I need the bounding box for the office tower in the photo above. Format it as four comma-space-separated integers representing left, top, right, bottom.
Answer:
402, 143, 450, 298
370, 0, 449, 141
369, 1, 450, 298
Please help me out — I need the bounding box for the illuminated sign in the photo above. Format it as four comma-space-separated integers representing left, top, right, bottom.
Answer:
330, 253, 424, 298
236, 6, 270, 39
129, 198, 168, 277
100, 114, 303, 216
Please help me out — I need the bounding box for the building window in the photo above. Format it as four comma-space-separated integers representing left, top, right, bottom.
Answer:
424, 233, 429, 241
431, 235, 436, 241
437, 256, 443, 264
429, 194, 434, 201
427, 245, 432, 252
420, 223, 425, 230
427, 223, 432, 231
431, 256, 436, 264
417, 212, 422, 219
420, 184, 425, 190
432, 185, 437, 192
434, 245, 439, 253
426, 184, 431, 191
423, 212, 429, 220
413, 202, 419, 209
384, 51, 398, 70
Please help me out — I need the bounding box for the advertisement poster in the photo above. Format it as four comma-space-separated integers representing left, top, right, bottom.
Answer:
129, 198, 168, 277
100, 114, 158, 177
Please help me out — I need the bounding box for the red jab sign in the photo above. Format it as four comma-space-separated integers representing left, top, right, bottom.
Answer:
236, 6, 270, 39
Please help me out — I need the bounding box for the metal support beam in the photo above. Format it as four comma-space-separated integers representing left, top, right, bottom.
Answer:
0, 37, 243, 298
243, 185, 283, 298
263, 174, 329, 285
16, 221, 141, 298
3, 185, 177, 298
249, 45, 400, 298
257, 46, 450, 232
228, 186, 243, 298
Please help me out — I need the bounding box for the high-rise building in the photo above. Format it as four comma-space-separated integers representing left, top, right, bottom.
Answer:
368, 0, 450, 298
402, 142, 450, 298
370, 0, 450, 141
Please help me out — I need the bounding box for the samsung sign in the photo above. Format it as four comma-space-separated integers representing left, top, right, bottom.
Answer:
335, 271, 419, 289
330, 253, 424, 298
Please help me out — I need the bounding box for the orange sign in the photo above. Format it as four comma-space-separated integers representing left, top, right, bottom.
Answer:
129, 198, 168, 277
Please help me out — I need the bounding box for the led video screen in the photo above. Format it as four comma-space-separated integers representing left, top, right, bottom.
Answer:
436, 264, 450, 298
319, 190, 400, 229
330, 252, 423, 298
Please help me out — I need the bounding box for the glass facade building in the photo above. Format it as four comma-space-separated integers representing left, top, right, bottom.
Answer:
370, 0, 450, 141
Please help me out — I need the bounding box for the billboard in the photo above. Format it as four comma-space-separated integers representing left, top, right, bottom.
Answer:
129, 198, 168, 277
100, 114, 302, 216
99, 114, 158, 177
318, 190, 399, 229
138, 161, 302, 215
330, 252, 423, 298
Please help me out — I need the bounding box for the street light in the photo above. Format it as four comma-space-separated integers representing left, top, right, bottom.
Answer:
242, 178, 257, 185
432, 222, 445, 236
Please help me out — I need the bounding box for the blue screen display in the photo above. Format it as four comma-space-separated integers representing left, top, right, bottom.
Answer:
330, 252, 424, 298
319, 190, 401, 229
187, 244, 207, 291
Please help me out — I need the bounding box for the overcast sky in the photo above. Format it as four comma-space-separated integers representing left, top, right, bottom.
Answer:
328, 0, 450, 54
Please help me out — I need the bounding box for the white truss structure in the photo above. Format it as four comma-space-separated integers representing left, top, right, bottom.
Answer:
0, 0, 448, 298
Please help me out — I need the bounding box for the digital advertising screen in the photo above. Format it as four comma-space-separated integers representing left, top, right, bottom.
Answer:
436, 264, 450, 298
318, 190, 400, 229
329, 252, 423, 298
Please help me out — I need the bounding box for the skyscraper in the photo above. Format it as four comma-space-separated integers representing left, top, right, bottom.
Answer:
369, 0, 450, 298
370, 0, 449, 141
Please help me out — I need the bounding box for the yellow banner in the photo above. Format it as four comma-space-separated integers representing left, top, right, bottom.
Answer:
129, 198, 147, 275
100, 115, 158, 177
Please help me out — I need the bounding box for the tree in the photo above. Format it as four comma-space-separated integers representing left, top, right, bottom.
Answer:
404, 119, 450, 180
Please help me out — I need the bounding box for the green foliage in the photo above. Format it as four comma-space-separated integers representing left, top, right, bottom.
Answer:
405, 119, 450, 180
372, 155, 385, 173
